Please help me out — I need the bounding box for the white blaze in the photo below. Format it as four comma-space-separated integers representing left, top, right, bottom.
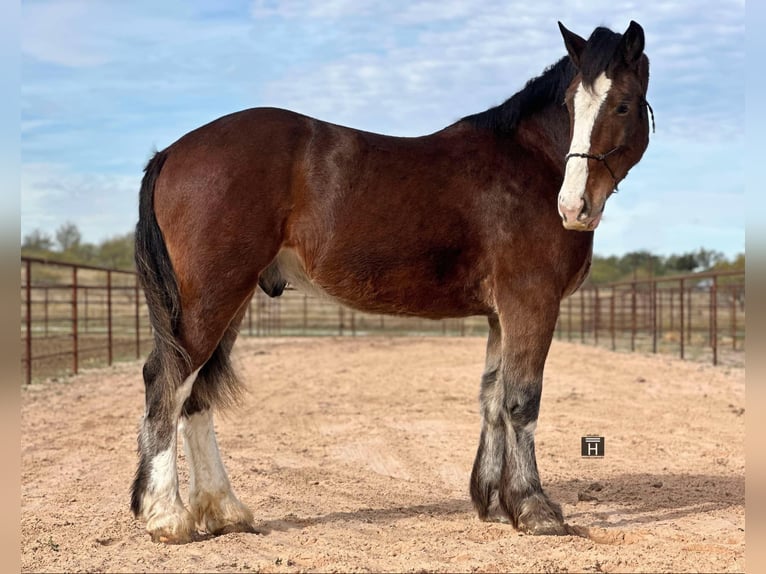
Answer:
558, 73, 612, 217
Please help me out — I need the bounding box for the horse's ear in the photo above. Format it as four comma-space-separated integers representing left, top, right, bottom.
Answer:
558, 22, 586, 69
620, 20, 645, 66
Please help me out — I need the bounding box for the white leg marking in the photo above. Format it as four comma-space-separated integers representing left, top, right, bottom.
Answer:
559, 73, 613, 216
141, 368, 201, 539
181, 410, 232, 496
180, 409, 254, 533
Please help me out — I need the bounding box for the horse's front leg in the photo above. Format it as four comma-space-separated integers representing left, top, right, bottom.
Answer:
469, 315, 506, 521
470, 292, 566, 535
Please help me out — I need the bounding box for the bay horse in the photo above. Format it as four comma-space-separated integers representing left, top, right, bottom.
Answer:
132, 21, 652, 543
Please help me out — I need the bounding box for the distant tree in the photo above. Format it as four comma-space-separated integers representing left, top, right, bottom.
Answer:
694, 247, 725, 271
711, 252, 745, 285
98, 232, 135, 269
621, 250, 663, 277
22, 229, 54, 251
732, 252, 745, 270
666, 252, 698, 273
55, 222, 82, 252
588, 255, 625, 284
587, 249, 741, 286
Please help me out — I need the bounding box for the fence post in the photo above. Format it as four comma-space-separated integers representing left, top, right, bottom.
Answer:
44, 286, 49, 337
567, 296, 573, 342
687, 284, 693, 348
83, 287, 88, 333
651, 280, 657, 353
679, 278, 685, 360
72, 267, 79, 375
657, 286, 663, 349
610, 286, 616, 351
593, 287, 599, 346
107, 271, 113, 365
669, 289, 674, 332
580, 289, 585, 343
731, 286, 737, 351
25, 259, 32, 385
711, 275, 718, 365
630, 281, 637, 352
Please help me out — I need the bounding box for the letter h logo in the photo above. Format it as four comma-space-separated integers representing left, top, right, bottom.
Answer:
581, 436, 605, 458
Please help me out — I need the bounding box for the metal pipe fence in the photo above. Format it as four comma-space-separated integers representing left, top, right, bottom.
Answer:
21, 257, 744, 383
554, 270, 745, 366
21, 257, 153, 384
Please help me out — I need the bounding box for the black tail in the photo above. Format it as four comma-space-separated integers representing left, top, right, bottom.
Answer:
132, 150, 193, 517
134, 150, 191, 409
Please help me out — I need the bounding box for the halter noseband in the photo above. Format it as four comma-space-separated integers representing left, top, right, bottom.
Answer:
564, 98, 655, 193
565, 146, 622, 191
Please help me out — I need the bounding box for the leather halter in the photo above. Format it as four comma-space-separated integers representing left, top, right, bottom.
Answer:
564, 98, 655, 193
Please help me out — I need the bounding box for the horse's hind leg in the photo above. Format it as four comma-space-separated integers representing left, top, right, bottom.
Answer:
131, 350, 201, 543
132, 286, 257, 543
178, 298, 255, 536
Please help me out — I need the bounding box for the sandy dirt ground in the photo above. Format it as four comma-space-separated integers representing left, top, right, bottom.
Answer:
21, 337, 745, 573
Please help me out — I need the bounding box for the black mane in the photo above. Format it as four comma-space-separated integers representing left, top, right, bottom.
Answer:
459, 57, 576, 135
461, 26, 623, 135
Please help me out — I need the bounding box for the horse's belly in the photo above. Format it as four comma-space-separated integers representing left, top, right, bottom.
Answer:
269, 248, 491, 319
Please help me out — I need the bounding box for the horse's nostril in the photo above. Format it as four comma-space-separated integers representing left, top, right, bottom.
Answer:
579, 196, 591, 221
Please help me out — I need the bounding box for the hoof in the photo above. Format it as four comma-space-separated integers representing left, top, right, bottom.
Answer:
146, 506, 197, 544
516, 492, 567, 536
481, 499, 512, 524
191, 491, 256, 536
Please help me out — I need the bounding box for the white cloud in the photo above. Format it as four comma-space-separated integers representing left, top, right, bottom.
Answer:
21, 163, 140, 242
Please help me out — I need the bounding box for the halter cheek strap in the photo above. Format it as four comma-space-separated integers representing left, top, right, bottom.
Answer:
564, 97, 655, 193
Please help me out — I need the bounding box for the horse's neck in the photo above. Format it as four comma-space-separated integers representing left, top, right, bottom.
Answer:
514, 104, 570, 176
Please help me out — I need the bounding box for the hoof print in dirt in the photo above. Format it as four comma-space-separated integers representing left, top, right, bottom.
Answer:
578, 491, 599, 502
577, 481, 605, 503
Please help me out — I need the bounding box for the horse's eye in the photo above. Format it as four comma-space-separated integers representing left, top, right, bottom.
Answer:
616, 103, 630, 115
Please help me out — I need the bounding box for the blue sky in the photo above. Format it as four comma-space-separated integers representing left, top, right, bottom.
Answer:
21, 0, 744, 258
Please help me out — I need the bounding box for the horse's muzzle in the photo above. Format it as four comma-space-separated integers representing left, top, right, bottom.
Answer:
559, 200, 603, 231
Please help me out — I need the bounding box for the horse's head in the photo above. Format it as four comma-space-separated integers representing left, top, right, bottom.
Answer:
557, 21, 651, 231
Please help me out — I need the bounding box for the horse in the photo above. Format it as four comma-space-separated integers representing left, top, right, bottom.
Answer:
131, 21, 652, 543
